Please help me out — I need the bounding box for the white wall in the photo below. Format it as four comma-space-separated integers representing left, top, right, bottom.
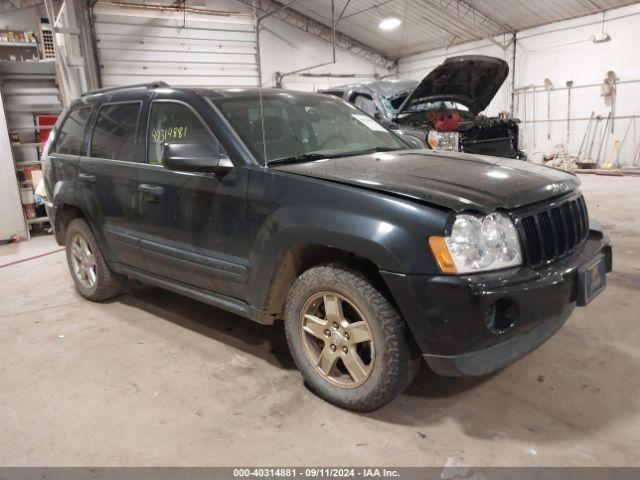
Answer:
257, 17, 389, 91
136, 0, 390, 90
514, 3, 640, 165
397, 3, 640, 166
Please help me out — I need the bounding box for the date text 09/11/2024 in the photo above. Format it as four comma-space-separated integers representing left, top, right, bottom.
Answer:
232, 468, 400, 478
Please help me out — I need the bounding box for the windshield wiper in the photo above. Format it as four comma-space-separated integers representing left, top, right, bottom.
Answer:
335, 146, 403, 157
366, 146, 400, 152
268, 152, 335, 166
268, 147, 403, 166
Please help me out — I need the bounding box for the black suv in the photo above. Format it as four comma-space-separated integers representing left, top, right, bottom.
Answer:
43, 83, 612, 411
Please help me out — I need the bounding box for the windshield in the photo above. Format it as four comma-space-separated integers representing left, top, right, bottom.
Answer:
212, 91, 407, 165
380, 92, 411, 116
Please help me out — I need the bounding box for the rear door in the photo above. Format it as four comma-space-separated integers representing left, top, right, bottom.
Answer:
136, 97, 249, 300
78, 98, 146, 269
46, 106, 92, 219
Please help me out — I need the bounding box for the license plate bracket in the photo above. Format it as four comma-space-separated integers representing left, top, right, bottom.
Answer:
577, 253, 606, 306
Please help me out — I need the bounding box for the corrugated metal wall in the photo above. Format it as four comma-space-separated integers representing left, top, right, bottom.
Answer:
92, 3, 259, 88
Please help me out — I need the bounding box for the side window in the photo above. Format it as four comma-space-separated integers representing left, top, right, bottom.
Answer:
52, 107, 92, 156
352, 94, 376, 117
147, 102, 225, 165
90, 102, 141, 162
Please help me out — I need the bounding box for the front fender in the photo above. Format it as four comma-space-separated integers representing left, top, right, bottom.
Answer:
247, 205, 406, 309
246, 174, 448, 309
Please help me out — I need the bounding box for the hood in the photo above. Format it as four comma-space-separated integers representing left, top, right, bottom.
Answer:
273, 150, 579, 213
397, 55, 509, 116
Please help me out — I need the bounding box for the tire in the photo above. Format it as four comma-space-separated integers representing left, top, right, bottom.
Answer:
65, 218, 126, 301
284, 263, 419, 411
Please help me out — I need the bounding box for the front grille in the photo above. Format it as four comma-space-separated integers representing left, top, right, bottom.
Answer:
516, 194, 589, 267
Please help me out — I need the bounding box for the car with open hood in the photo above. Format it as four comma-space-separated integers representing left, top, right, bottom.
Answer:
319, 79, 425, 148
320, 55, 526, 160
43, 84, 610, 412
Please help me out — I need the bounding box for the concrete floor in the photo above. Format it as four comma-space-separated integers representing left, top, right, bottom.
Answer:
1, 174, 639, 466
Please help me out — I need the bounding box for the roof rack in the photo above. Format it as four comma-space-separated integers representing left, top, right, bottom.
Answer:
81, 81, 170, 97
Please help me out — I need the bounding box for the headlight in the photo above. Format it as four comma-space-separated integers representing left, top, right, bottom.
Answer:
429, 213, 522, 274
427, 130, 459, 151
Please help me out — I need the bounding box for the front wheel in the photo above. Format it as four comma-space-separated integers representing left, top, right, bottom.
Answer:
284, 264, 419, 411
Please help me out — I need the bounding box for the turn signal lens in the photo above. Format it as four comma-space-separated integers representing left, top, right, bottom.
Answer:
428, 236, 457, 274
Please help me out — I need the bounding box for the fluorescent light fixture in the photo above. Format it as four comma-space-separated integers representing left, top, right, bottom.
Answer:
378, 17, 401, 30
592, 32, 610, 43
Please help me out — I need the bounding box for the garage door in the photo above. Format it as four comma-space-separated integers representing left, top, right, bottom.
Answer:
92, 3, 259, 88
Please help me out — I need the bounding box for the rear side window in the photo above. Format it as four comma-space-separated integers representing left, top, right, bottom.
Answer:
147, 102, 225, 165
53, 107, 92, 156
90, 102, 141, 162
352, 94, 376, 117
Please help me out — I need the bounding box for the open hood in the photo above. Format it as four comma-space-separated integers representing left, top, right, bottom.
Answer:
397, 55, 509, 116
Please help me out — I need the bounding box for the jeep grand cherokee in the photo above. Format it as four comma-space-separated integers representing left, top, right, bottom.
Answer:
43, 83, 611, 411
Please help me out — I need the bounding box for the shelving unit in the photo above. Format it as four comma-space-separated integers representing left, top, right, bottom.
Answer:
0, 29, 39, 63
0, 61, 62, 238
0, 41, 38, 48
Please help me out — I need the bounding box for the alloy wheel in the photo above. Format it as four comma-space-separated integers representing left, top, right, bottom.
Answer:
300, 291, 375, 388
70, 233, 97, 289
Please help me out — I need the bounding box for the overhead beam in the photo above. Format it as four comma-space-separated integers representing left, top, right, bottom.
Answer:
335, 0, 352, 24
257, 0, 303, 21
419, 0, 514, 50
423, 0, 513, 37
454, 0, 514, 32
340, 0, 394, 20
236, 0, 396, 71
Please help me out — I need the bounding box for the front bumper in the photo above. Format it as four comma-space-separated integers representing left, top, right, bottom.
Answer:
382, 229, 612, 377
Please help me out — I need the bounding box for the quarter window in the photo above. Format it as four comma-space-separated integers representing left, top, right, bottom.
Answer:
90, 102, 141, 162
52, 107, 92, 156
147, 102, 225, 165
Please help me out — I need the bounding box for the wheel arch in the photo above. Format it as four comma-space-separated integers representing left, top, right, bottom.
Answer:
53, 203, 86, 245
251, 235, 401, 325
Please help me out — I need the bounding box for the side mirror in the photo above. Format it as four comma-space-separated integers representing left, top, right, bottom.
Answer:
161, 141, 232, 174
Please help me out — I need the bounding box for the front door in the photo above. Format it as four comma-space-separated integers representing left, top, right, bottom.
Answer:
77, 100, 145, 269
136, 99, 249, 300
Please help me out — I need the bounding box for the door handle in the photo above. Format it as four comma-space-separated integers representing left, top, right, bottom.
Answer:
138, 184, 164, 203
78, 173, 96, 184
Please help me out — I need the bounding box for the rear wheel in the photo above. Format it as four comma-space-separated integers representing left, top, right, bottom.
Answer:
284, 264, 419, 411
65, 218, 126, 301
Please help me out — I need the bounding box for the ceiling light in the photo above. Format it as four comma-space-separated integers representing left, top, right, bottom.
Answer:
592, 32, 610, 43
378, 18, 401, 30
